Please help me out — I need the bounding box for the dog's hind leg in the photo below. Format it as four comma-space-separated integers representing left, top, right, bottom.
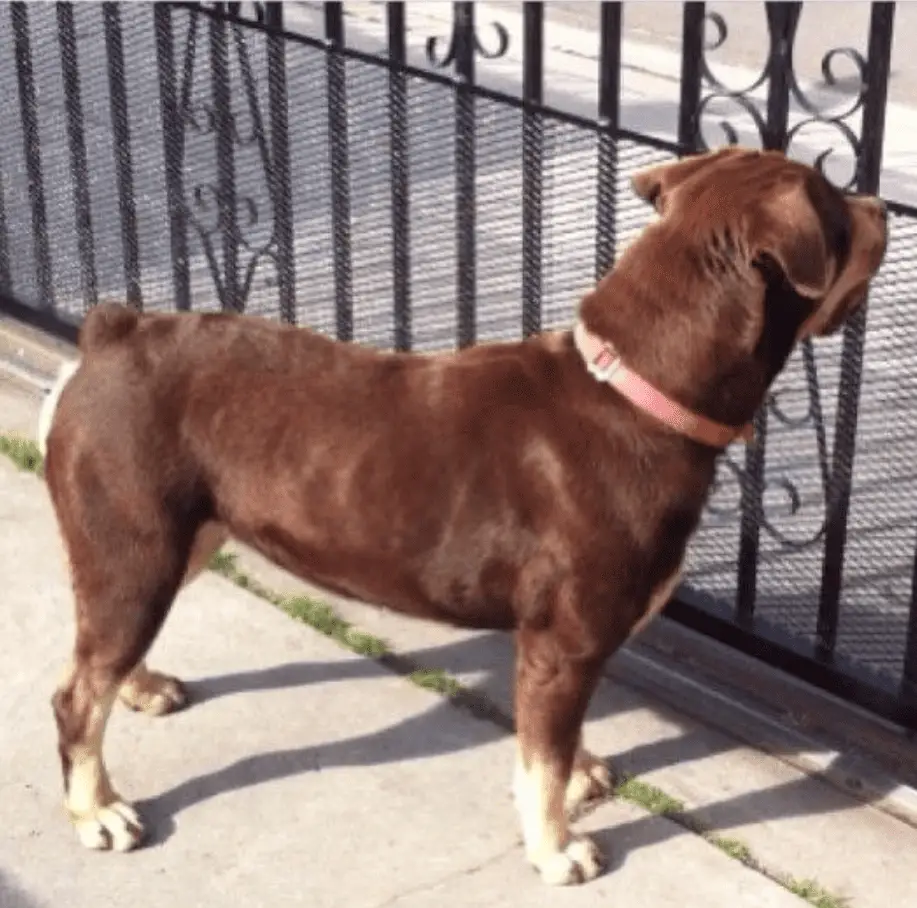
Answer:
47, 475, 196, 850
117, 520, 228, 716
512, 625, 607, 886
52, 569, 184, 850
53, 656, 143, 851
52, 536, 189, 850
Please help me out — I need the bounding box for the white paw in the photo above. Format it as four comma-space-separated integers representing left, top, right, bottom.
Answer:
565, 752, 614, 814
73, 800, 145, 852
119, 672, 188, 716
535, 835, 606, 886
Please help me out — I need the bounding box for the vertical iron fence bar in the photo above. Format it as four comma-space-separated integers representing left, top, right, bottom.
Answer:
325, 3, 353, 341
265, 2, 296, 324
0, 165, 9, 291
154, 4, 191, 311
891, 7, 917, 700
734, 3, 799, 627
521, 2, 543, 338
595, 2, 620, 281
388, 3, 411, 351
678, 2, 705, 152
905, 535, 917, 706
11, 2, 54, 310
818, 2, 895, 656
454, 2, 476, 348
103, 2, 142, 309
761, 3, 797, 153
57, 4, 98, 311
735, 417, 767, 627
0, 28, 12, 288
210, 11, 240, 311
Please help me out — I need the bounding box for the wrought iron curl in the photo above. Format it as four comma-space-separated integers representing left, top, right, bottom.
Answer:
693, 4, 873, 550
425, 12, 510, 69
179, 9, 281, 310
784, 43, 868, 189
184, 100, 258, 147
695, 11, 770, 149
708, 445, 832, 551
706, 336, 836, 547
203, 2, 267, 26
696, 5, 868, 182
707, 336, 835, 551
186, 184, 260, 239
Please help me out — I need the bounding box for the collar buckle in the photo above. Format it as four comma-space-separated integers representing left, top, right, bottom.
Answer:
573, 319, 753, 450
587, 346, 624, 383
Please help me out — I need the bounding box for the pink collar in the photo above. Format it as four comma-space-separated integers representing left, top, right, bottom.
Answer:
573, 321, 754, 449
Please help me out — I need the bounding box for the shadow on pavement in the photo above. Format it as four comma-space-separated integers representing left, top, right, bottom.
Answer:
0, 870, 44, 908
140, 629, 898, 857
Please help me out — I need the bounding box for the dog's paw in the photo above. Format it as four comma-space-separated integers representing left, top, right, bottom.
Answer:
72, 800, 145, 852
118, 669, 188, 716
534, 836, 606, 886
565, 751, 614, 814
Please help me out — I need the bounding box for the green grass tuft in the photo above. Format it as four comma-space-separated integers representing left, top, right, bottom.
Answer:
712, 835, 754, 865
615, 774, 685, 818
0, 434, 43, 474
784, 877, 849, 908
408, 667, 465, 699
208, 550, 239, 576
279, 596, 391, 659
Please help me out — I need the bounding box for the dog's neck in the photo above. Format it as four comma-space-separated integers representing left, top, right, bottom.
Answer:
572, 320, 754, 448
577, 230, 796, 431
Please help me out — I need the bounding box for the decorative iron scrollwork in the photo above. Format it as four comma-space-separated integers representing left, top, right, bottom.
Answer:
696, 10, 769, 148
697, 3, 868, 189
696, 3, 872, 549
784, 43, 868, 189
425, 6, 510, 69
178, 10, 280, 312
200, 2, 267, 26
707, 335, 836, 550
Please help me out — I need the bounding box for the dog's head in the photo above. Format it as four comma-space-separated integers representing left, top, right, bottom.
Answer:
630, 145, 887, 340
580, 146, 888, 428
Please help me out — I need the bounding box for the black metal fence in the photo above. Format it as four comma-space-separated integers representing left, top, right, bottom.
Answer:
1, 1, 916, 730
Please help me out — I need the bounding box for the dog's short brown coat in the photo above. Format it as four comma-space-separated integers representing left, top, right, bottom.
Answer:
40, 147, 888, 885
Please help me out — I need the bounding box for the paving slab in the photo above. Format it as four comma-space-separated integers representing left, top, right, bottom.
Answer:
0, 455, 815, 907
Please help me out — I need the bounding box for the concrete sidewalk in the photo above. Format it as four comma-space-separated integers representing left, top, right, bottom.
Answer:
1, 443, 811, 908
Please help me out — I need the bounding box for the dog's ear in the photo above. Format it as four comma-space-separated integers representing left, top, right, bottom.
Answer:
752, 182, 833, 300
630, 163, 667, 209
631, 147, 746, 212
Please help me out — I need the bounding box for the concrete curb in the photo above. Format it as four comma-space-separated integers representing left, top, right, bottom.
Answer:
612, 644, 917, 831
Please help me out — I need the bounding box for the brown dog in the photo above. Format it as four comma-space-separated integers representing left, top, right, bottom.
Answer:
38, 146, 887, 885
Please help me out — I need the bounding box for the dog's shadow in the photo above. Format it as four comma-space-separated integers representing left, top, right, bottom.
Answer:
137, 640, 509, 848
136, 631, 901, 875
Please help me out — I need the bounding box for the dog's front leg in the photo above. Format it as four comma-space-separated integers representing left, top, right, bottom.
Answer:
116, 521, 227, 717
512, 628, 606, 885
